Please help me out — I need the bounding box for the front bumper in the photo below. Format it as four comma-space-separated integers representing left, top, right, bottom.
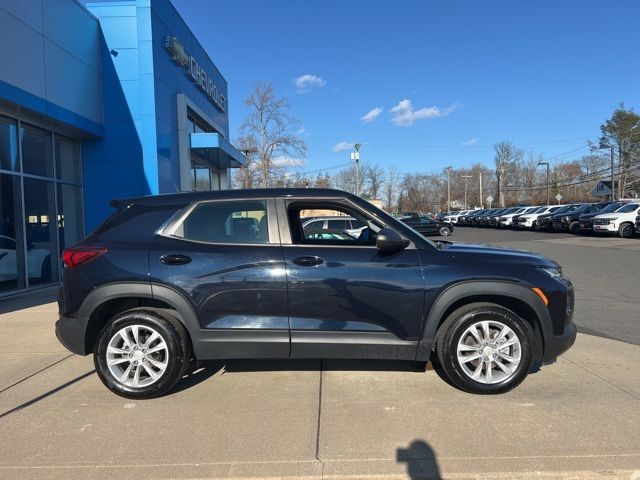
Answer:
543, 322, 577, 363
55, 314, 90, 355
593, 223, 616, 233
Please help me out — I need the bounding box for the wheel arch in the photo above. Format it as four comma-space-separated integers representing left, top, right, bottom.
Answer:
417, 281, 550, 361
78, 282, 200, 356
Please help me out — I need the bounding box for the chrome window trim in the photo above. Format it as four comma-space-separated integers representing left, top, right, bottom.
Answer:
157, 197, 279, 246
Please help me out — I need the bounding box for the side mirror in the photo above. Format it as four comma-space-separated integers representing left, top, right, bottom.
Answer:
376, 228, 409, 252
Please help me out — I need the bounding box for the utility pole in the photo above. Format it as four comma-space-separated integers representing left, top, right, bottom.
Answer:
597, 142, 615, 201
351, 144, 362, 196
479, 171, 483, 208
461, 175, 471, 209
497, 161, 505, 207
445, 166, 452, 213
537, 161, 550, 205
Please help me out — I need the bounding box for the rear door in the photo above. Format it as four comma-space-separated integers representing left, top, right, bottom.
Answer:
149, 197, 289, 358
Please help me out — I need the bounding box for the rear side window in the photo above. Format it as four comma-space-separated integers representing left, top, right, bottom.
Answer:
179, 200, 269, 244
327, 219, 349, 229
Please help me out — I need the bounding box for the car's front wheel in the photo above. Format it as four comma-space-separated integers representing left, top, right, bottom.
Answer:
94, 309, 191, 399
618, 223, 634, 238
435, 303, 534, 394
439, 226, 451, 236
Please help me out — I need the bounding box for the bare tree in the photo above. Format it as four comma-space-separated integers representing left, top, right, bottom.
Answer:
365, 164, 384, 199
494, 141, 524, 207
232, 135, 260, 189
383, 165, 400, 212
239, 82, 306, 187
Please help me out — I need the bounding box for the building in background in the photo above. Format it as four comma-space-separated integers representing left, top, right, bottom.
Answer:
0, 0, 245, 297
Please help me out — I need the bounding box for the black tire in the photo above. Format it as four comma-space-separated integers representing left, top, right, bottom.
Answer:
435, 303, 534, 394
94, 308, 192, 399
618, 223, 634, 238
569, 221, 580, 234
40, 255, 52, 281
439, 226, 451, 236
531, 221, 538, 231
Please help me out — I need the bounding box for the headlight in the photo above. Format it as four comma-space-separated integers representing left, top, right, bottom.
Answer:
604, 217, 617, 222
563, 216, 570, 222
539, 266, 563, 278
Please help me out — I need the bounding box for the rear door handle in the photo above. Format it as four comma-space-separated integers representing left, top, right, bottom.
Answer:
160, 254, 192, 265
292, 256, 325, 267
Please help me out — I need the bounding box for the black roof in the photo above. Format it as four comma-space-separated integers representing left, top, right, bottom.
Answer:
112, 188, 358, 207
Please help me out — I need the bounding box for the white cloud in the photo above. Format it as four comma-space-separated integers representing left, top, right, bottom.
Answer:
331, 141, 354, 152
462, 137, 478, 146
293, 74, 326, 93
272, 156, 304, 167
360, 107, 383, 124
390, 99, 458, 126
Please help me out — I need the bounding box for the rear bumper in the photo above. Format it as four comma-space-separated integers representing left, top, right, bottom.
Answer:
543, 322, 577, 363
55, 314, 90, 355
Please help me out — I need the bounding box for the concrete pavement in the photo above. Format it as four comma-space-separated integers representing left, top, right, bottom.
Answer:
1, 299, 639, 479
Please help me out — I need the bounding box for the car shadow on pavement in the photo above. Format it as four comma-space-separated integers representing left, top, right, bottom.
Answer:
169, 359, 429, 394
397, 439, 442, 479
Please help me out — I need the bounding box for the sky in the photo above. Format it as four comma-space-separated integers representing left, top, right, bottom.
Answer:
171, 0, 640, 176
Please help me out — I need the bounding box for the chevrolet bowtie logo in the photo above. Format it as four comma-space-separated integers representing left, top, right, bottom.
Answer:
165, 36, 189, 67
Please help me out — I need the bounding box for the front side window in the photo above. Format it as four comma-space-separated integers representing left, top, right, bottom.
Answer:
179, 200, 269, 244
292, 204, 381, 246
616, 203, 640, 214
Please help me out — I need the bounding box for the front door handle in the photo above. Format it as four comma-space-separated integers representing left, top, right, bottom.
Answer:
292, 256, 325, 267
160, 254, 192, 265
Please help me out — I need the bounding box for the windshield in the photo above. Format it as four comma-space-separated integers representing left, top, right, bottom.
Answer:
615, 203, 640, 213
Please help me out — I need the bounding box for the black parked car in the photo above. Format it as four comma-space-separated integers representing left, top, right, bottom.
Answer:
636, 214, 640, 234
56, 188, 576, 398
537, 204, 581, 231
477, 208, 502, 227
550, 203, 595, 232
402, 216, 454, 236
578, 201, 627, 234
459, 209, 485, 226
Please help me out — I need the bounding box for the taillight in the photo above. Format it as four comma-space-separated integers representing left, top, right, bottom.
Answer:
62, 247, 107, 269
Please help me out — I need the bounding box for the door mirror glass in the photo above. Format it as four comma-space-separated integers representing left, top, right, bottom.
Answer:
376, 228, 409, 252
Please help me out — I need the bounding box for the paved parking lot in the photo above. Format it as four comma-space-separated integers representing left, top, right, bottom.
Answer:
1, 231, 639, 479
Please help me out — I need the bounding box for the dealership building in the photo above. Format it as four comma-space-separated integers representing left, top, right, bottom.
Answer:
0, 0, 245, 296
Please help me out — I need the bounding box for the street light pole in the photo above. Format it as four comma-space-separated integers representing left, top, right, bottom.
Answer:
461, 175, 471, 209
445, 166, 452, 213
537, 161, 550, 205
479, 171, 483, 208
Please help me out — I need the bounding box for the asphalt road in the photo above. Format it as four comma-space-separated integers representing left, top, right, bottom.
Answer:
438, 226, 640, 346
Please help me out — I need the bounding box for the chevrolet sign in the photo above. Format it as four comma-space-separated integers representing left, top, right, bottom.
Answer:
165, 36, 226, 112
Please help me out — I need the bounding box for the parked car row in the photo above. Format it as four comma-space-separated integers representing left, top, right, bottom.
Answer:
450, 200, 640, 238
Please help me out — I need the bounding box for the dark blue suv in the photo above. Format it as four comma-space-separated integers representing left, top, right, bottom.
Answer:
56, 188, 576, 398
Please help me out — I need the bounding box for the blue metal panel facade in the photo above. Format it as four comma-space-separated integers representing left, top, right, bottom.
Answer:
0, 0, 240, 240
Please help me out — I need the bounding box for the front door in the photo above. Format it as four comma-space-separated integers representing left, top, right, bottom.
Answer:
149, 198, 289, 358
277, 198, 425, 359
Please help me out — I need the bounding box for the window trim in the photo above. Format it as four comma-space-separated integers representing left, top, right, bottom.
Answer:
158, 197, 280, 246
277, 197, 416, 249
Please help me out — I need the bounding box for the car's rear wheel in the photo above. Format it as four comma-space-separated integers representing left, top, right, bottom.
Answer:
94, 309, 191, 399
618, 223, 634, 238
439, 226, 451, 236
435, 303, 534, 394
531, 221, 538, 231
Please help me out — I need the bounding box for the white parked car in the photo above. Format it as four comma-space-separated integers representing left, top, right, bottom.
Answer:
0, 235, 52, 282
591, 202, 640, 238
499, 206, 536, 228
443, 210, 469, 224
516, 205, 562, 229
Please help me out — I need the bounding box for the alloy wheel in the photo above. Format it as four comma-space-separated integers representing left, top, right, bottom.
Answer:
106, 325, 169, 388
456, 320, 522, 384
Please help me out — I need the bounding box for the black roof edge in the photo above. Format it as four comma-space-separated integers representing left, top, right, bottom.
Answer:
110, 188, 360, 207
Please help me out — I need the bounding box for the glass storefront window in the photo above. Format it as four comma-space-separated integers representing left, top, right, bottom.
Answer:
55, 135, 82, 183
23, 178, 58, 285
195, 164, 210, 191
0, 115, 19, 172
21, 123, 54, 178
57, 184, 83, 253
0, 174, 26, 292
